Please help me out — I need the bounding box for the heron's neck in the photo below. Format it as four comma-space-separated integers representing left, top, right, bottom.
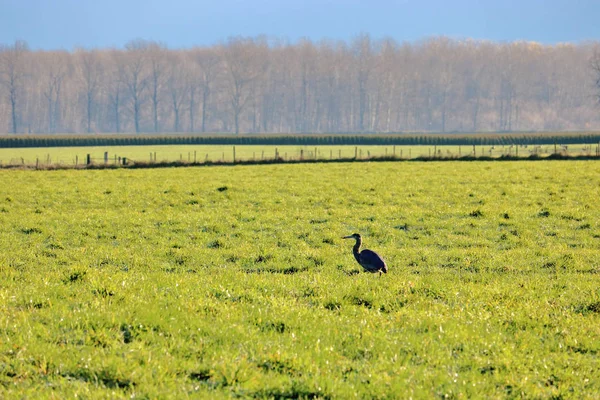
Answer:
352, 238, 362, 255
352, 238, 362, 263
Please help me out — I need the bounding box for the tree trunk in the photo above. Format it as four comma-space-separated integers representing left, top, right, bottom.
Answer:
9, 86, 17, 134
87, 91, 93, 133
189, 87, 195, 132
201, 88, 208, 133
153, 92, 159, 132
132, 87, 141, 133
114, 93, 120, 133
234, 110, 240, 134
173, 103, 180, 132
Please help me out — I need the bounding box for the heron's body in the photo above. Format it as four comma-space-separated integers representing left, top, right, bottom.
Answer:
343, 233, 388, 275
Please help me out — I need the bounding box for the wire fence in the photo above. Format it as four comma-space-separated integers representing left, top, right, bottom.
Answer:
1, 144, 599, 169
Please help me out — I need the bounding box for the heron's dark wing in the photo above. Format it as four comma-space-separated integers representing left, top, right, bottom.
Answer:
358, 249, 387, 272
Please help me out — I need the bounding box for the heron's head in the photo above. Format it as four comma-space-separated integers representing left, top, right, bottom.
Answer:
342, 233, 361, 240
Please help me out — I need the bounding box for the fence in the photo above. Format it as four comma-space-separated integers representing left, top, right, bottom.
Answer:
0, 144, 599, 169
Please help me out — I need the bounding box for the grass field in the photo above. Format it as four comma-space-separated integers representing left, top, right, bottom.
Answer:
1, 161, 599, 398
0, 143, 598, 166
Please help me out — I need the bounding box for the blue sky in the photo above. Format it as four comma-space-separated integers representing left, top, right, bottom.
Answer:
1, 0, 599, 50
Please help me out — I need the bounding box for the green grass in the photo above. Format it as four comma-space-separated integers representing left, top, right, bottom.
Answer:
0, 161, 599, 398
0, 143, 597, 166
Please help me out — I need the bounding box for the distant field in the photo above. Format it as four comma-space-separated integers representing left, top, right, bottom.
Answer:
1, 161, 599, 398
0, 143, 598, 166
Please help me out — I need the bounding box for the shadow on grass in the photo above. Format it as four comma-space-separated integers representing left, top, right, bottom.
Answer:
243, 266, 309, 275
63, 368, 135, 390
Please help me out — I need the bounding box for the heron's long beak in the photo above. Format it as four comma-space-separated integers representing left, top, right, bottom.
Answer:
342, 235, 354, 239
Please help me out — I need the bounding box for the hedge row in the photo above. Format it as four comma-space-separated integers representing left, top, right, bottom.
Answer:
0, 133, 599, 148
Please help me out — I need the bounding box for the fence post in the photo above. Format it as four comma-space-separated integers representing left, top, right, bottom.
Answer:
86, 154, 91, 165
300, 149, 304, 160
233, 146, 236, 163
104, 152, 108, 164
355, 147, 358, 159
75, 155, 78, 166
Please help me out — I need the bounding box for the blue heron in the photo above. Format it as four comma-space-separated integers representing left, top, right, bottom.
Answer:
342, 233, 388, 276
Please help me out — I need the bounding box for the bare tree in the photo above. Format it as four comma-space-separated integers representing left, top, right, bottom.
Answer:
352, 34, 374, 131
494, 42, 533, 132
222, 37, 268, 134
75, 49, 104, 133
166, 52, 189, 132
107, 50, 125, 133
184, 52, 199, 132
294, 40, 318, 132
0, 40, 28, 133
375, 38, 405, 132
592, 46, 600, 105
437, 39, 457, 132
39, 51, 69, 133
461, 41, 493, 132
192, 48, 221, 132
120, 40, 150, 133
315, 40, 349, 132
147, 41, 168, 132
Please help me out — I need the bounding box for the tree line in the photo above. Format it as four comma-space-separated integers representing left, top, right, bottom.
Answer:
1, 35, 600, 135
2, 133, 599, 148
